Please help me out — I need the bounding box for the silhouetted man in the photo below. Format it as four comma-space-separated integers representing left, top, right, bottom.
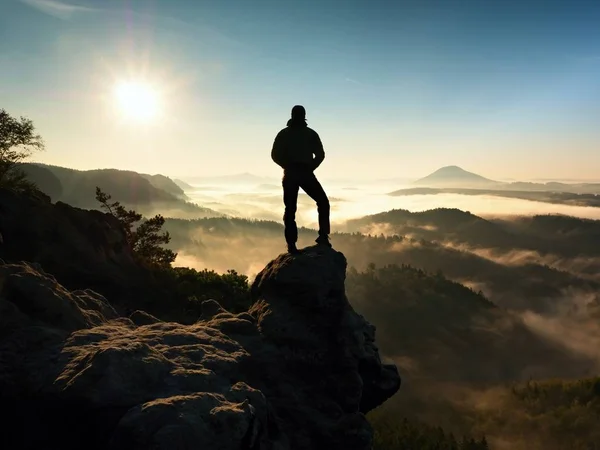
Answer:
271, 105, 331, 254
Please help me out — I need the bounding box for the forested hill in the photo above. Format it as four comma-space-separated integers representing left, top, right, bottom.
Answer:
19, 163, 221, 218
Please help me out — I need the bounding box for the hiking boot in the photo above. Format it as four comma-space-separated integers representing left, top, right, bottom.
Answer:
315, 235, 332, 247
287, 243, 300, 254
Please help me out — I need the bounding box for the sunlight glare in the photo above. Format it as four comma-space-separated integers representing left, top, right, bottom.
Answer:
114, 81, 160, 122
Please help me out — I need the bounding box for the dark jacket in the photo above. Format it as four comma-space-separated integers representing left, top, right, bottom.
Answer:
271, 119, 325, 171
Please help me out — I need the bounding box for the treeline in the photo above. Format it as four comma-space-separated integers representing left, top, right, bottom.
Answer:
473, 377, 600, 450
346, 206, 600, 259
370, 414, 489, 450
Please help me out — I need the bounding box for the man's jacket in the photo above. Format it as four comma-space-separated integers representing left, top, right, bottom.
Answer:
271, 119, 325, 171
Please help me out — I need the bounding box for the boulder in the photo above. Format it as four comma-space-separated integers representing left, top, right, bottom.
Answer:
248, 246, 401, 447
129, 310, 161, 326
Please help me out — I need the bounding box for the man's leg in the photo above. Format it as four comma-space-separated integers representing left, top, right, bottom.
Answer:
282, 172, 300, 247
299, 172, 330, 239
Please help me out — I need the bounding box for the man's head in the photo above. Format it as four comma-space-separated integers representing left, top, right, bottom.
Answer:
291, 105, 306, 120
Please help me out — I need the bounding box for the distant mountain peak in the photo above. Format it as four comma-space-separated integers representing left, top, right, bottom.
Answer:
439, 165, 462, 170
431, 166, 479, 175
415, 166, 497, 187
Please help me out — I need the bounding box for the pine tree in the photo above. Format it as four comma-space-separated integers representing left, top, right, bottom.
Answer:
96, 187, 176, 267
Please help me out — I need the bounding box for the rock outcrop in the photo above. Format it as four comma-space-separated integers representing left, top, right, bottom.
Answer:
0, 187, 172, 313
0, 246, 400, 449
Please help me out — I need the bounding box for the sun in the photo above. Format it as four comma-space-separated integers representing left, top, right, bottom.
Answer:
114, 81, 160, 122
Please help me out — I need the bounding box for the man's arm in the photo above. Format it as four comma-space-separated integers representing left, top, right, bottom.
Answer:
312, 131, 325, 170
271, 132, 286, 168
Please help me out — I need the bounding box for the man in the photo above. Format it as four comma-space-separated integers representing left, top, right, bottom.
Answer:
271, 105, 331, 254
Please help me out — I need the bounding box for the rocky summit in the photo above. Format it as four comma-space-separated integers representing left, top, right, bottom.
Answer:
0, 235, 399, 449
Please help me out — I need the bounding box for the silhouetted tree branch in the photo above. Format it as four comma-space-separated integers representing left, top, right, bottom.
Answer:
0, 108, 45, 191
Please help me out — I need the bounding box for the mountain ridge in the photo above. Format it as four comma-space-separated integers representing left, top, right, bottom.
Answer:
19, 163, 222, 219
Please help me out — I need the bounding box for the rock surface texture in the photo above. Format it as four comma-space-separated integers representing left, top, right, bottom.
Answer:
0, 211, 399, 449
0, 248, 400, 450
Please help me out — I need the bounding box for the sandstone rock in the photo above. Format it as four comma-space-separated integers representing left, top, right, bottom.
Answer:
201, 298, 228, 319
1, 246, 399, 450
248, 245, 401, 448
0, 262, 118, 333
110, 383, 270, 450
129, 310, 161, 326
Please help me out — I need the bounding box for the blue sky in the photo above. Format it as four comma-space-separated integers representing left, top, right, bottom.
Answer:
1, 0, 599, 180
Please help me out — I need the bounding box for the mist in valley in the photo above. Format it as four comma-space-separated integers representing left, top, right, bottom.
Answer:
161, 180, 600, 449
181, 179, 600, 224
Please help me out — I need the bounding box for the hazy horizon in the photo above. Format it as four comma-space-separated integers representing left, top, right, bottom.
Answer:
173, 180, 600, 227
27, 160, 600, 185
